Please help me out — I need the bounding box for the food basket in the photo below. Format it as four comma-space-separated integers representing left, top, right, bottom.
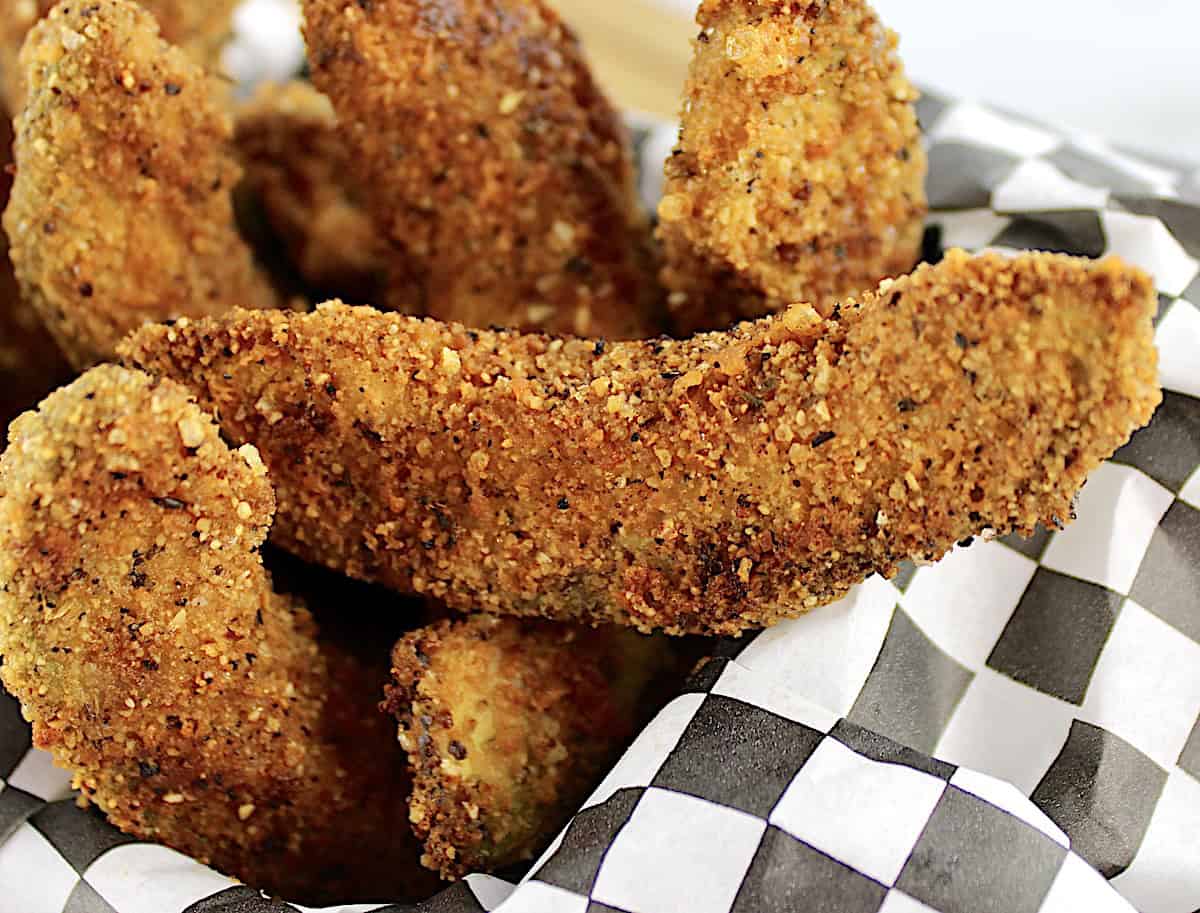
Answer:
0, 10, 1197, 913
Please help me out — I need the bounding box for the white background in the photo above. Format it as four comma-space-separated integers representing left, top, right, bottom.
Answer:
658, 0, 1200, 166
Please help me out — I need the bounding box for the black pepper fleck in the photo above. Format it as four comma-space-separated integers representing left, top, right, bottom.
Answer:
565, 255, 591, 275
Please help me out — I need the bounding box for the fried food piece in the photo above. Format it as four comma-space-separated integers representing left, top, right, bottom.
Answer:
0, 115, 73, 429
302, 0, 663, 337
384, 616, 672, 879
0, 365, 435, 905
124, 251, 1160, 635
0, 0, 238, 114
658, 0, 927, 334
272, 508, 678, 883
234, 80, 387, 304
4, 0, 279, 369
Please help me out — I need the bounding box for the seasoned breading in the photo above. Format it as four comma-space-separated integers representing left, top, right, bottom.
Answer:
234, 80, 388, 304
302, 0, 663, 337
124, 251, 1160, 635
4, 0, 279, 369
0, 0, 238, 114
384, 615, 672, 879
0, 365, 435, 905
658, 0, 927, 334
0, 116, 72, 430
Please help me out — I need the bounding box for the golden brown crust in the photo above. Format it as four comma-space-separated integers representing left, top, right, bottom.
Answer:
0, 365, 434, 905
124, 251, 1160, 635
0, 115, 73, 429
234, 80, 389, 304
3, 0, 279, 369
384, 615, 669, 879
659, 0, 927, 333
302, 0, 664, 337
0, 0, 238, 115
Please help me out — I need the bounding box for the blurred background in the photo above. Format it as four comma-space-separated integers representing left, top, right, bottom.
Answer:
552, 0, 1199, 167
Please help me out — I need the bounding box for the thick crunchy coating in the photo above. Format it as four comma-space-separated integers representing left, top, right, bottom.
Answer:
384, 616, 671, 879
0, 0, 238, 114
658, 0, 927, 334
302, 0, 663, 337
4, 0, 278, 369
0, 365, 435, 905
124, 251, 1160, 635
234, 80, 387, 304
0, 115, 73, 429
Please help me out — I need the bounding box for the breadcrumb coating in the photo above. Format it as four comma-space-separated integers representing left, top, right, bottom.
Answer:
234, 80, 388, 304
302, 0, 663, 337
0, 365, 435, 905
3, 0, 278, 369
0, 0, 238, 114
384, 615, 671, 879
0, 116, 73, 429
124, 251, 1160, 635
659, 0, 927, 334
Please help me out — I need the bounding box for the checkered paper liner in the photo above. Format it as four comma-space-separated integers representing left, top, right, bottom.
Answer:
3, 65, 1200, 913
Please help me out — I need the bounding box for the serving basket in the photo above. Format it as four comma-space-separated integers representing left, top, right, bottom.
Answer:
0, 29, 1197, 913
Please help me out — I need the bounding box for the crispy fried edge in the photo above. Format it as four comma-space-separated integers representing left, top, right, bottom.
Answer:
658, 0, 927, 333
0, 0, 238, 114
123, 251, 1159, 634
0, 364, 432, 904
384, 615, 669, 878
302, 0, 663, 338
3, 0, 279, 369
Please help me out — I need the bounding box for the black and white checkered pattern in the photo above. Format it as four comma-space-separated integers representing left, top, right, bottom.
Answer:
2, 88, 1198, 912
518, 684, 1122, 913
